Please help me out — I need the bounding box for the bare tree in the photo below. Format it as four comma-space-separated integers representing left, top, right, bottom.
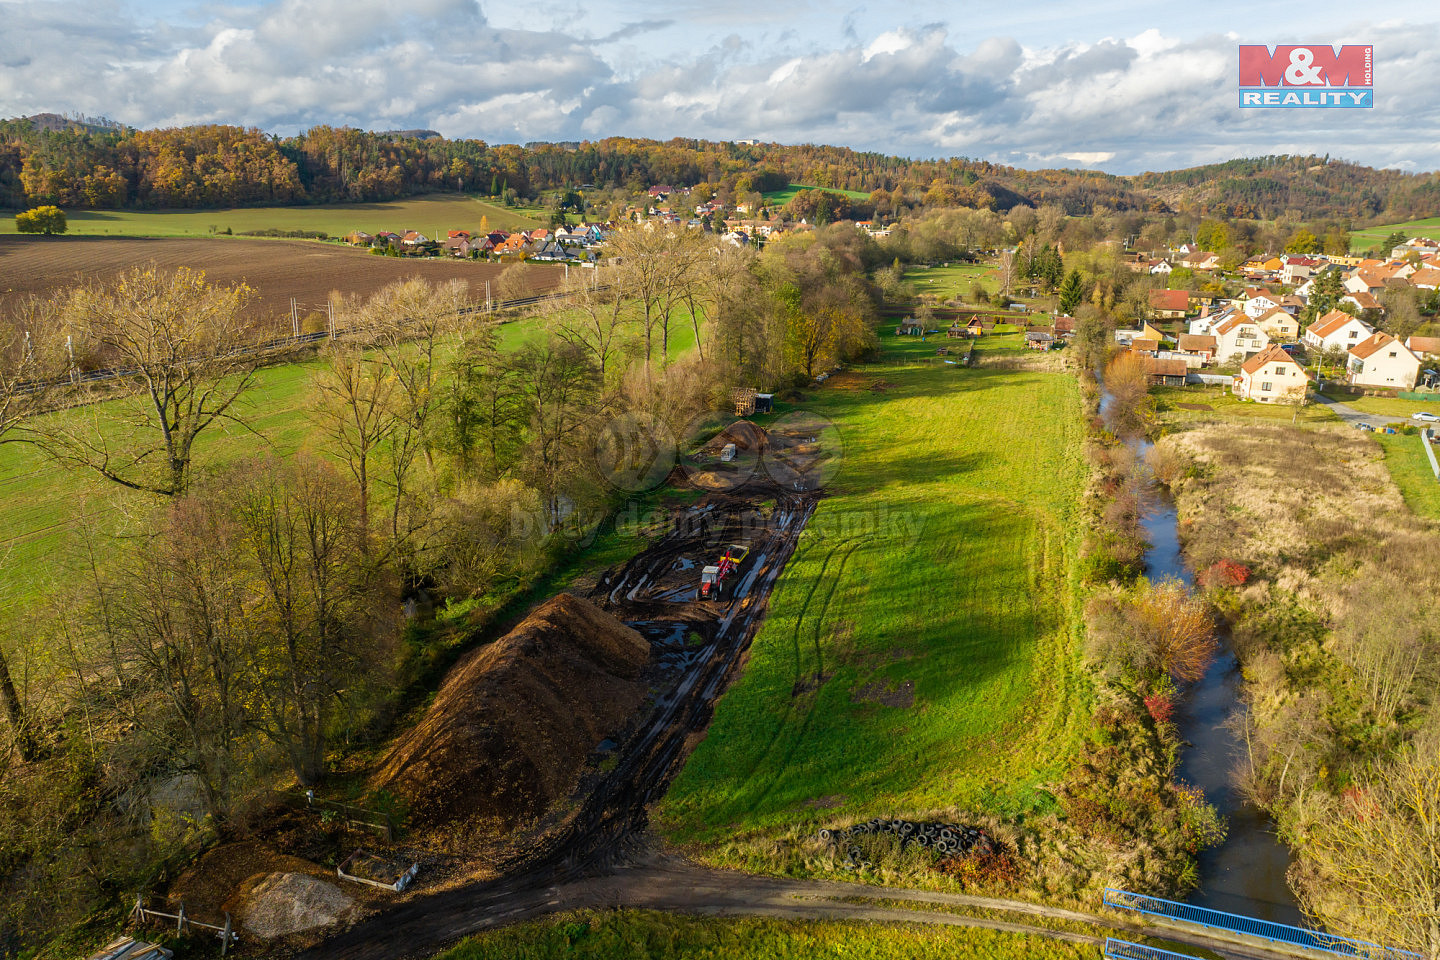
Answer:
1296, 748, 1440, 957
37, 266, 257, 496
310, 345, 395, 537
550, 270, 632, 380
607, 223, 711, 380
513, 340, 603, 529
232, 455, 393, 786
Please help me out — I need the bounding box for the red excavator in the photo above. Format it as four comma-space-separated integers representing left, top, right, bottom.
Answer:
699, 544, 749, 600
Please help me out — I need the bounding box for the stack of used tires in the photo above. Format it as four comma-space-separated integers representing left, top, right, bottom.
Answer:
817, 818, 998, 869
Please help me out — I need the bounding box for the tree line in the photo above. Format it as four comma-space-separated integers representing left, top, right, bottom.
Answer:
7, 119, 1440, 223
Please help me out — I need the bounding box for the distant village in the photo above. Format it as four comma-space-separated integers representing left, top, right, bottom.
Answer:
1113, 236, 1440, 397
340, 184, 885, 263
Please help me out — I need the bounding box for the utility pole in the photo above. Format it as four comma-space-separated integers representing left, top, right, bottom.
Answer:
327, 301, 336, 340
291, 298, 300, 338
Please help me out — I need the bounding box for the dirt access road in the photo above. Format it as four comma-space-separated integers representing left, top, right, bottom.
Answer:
306, 853, 1310, 960
298, 422, 1302, 960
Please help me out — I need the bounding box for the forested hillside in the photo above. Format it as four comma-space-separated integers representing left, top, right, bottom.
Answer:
2, 115, 1439, 222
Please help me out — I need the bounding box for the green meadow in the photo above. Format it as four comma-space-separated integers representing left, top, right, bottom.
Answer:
1349, 216, 1440, 252
433, 911, 1095, 960
0, 192, 542, 238
762, 183, 875, 206
661, 325, 1089, 846
903, 263, 999, 301
1151, 385, 1341, 424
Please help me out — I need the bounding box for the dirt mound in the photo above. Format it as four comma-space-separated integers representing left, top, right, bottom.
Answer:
167, 840, 332, 924
703, 420, 768, 454
236, 872, 355, 938
373, 594, 649, 829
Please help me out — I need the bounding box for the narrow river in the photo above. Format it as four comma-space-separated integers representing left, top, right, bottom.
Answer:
1133, 437, 1303, 924
1101, 381, 1301, 923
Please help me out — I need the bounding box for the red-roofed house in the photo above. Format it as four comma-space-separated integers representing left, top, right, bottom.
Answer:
1148, 288, 1190, 319
1213, 314, 1270, 364
1348, 333, 1422, 389
1235, 345, 1309, 402
1303, 310, 1371, 353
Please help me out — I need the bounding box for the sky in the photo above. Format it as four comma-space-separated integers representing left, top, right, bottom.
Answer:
3, 0, 1440, 175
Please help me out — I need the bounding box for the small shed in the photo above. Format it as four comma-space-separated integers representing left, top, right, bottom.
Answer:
1025, 331, 1056, 351
966, 317, 985, 336
753, 393, 774, 414
946, 323, 967, 339
897, 317, 925, 336
1140, 356, 1188, 386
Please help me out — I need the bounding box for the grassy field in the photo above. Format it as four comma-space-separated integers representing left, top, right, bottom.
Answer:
1350, 216, 1440, 252
0, 311, 700, 627
762, 183, 874, 206
1317, 389, 1440, 418
433, 911, 1095, 960
903, 263, 998, 301
1151, 385, 1341, 424
660, 326, 1089, 848
1374, 432, 1440, 520
0, 192, 542, 238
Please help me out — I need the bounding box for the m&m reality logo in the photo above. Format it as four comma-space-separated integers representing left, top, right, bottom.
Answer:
1238, 45, 1372, 108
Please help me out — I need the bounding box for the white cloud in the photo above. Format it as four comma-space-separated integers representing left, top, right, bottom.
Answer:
0, 3, 1438, 174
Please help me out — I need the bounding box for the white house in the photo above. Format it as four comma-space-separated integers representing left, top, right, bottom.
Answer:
1303, 310, 1372, 354
1212, 314, 1271, 364
1347, 333, 1422, 390
1242, 293, 1283, 318
1235, 344, 1310, 402
1253, 306, 1300, 342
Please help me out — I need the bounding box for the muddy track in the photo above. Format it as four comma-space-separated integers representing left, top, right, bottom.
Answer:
303, 485, 820, 959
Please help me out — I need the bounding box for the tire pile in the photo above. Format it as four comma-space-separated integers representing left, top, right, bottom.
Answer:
817, 818, 997, 869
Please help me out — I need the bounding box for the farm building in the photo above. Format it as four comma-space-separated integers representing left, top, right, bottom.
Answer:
896, 317, 924, 336
1139, 356, 1188, 386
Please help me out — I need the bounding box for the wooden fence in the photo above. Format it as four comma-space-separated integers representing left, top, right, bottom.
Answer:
303, 789, 395, 842
130, 897, 238, 955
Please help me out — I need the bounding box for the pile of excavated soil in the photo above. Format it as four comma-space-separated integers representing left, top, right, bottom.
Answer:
703, 420, 768, 455
236, 872, 355, 938
373, 594, 649, 829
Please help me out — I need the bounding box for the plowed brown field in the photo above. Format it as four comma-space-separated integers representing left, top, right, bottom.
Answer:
0, 235, 564, 333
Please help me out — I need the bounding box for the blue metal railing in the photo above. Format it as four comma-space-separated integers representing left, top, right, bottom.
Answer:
1104, 938, 1202, 960
1102, 888, 1421, 958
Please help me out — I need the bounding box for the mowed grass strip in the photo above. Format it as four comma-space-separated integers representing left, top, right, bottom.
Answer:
434, 910, 1095, 960
0, 192, 542, 238
1152, 385, 1341, 424
1317, 389, 1440, 419
661, 329, 1089, 842
1374, 432, 1440, 521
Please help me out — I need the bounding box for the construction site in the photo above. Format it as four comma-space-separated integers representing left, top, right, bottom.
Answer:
123, 419, 831, 956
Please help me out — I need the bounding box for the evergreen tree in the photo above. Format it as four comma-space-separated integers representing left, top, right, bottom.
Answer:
1058, 269, 1084, 314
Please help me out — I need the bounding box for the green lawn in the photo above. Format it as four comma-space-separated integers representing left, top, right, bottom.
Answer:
762, 183, 874, 206
0, 193, 542, 238
660, 326, 1089, 850
1374, 432, 1440, 521
1349, 216, 1440, 253
1152, 385, 1341, 424
903, 263, 998, 302
1318, 389, 1440, 418
433, 911, 1094, 960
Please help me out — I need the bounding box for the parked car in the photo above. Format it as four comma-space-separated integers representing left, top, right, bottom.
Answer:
1410, 411, 1439, 422
1354, 421, 1375, 431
